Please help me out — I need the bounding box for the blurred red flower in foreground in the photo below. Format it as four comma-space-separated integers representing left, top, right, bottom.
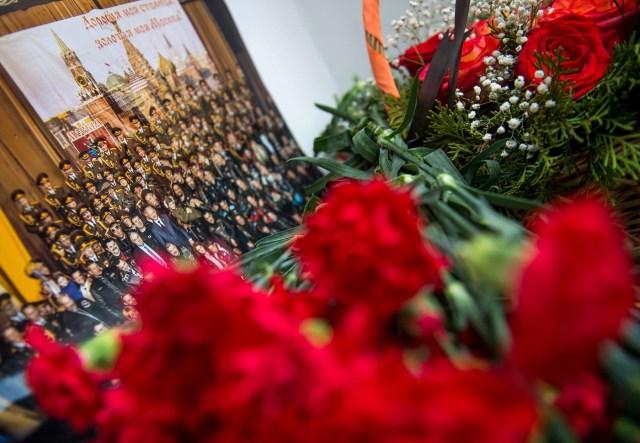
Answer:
310, 354, 537, 443
554, 373, 611, 439
510, 198, 635, 385
96, 267, 335, 443
293, 180, 447, 322
25, 326, 103, 433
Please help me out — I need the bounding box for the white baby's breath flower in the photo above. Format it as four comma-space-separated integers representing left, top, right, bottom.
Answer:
501, 149, 510, 157
496, 126, 506, 134
536, 83, 549, 94
500, 102, 511, 112
506, 140, 517, 148
456, 101, 465, 111
482, 133, 493, 141
534, 70, 545, 79
468, 111, 477, 119
470, 120, 481, 129
508, 118, 521, 129
545, 99, 556, 108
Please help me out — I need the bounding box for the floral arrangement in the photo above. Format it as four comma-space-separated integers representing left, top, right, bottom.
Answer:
21, 0, 640, 441
24, 177, 639, 442
313, 0, 640, 256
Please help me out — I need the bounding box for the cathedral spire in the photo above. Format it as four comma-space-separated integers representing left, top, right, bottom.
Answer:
51, 29, 72, 54
163, 34, 174, 49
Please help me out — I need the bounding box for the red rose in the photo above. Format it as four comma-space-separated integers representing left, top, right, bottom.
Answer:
551, 0, 639, 49
25, 326, 103, 433
510, 198, 635, 385
398, 20, 500, 95
293, 179, 447, 323
517, 13, 612, 98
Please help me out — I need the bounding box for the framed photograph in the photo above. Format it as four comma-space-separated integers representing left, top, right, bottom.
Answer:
0, 0, 317, 428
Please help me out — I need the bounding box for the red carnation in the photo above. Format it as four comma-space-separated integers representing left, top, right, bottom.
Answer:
554, 373, 611, 439
510, 198, 635, 385
25, 326, 103, 433
97, 266, 336, 443
311, 355, 538, 443
293, 180, 447, 324
419, 363, 538, 442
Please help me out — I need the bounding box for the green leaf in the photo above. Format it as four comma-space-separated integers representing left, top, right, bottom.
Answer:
542, 409, 579, 443
315, 103, 358, 122
290, 157, 373, 180
424, 149, 466, 183
313, 131, 352, 154
379, 148, 392, 177
613, 417, 640, 443
255, 226, 299, 247
465, 160, 501, 190
303, 195, 321, 215
352, 128, 380, 163
390, 154, 406, 178
241, 240, 291, 265
464, 186, 541, 211
389, 75, 421, 138
408, 147, 435, 159
305, 173, 337, 195
460, 139, 507, 174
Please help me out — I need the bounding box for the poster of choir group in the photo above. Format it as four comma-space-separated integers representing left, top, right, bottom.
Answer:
0, 0, 314, 390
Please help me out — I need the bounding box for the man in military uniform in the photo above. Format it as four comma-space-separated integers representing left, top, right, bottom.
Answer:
148, 106, 169, 144
120, 156, 137, 183
96, 137, 119, 170
79, 149, 97, 181
161, 98, 181, 133
43, 223, 62, 247
134, 145, 153, 173
77, 238, 110, 269
79, 205, 108, 238
58, 160, 83, 194
100, 209, 118, 236
61, 194, 82, 228
36, 173, 67, 217
129, 116, 151, 146
10, 189, 42, 234
50, 230, 80, 271
111, 127, 135, 157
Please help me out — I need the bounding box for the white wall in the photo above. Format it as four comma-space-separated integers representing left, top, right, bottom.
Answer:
224, 0, 406, 154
